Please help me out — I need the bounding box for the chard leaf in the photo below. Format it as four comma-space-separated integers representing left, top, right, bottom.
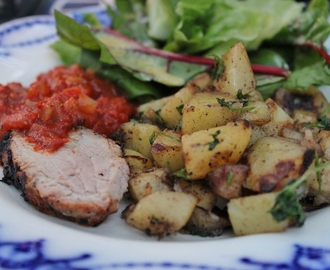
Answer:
79, 49, 162, 101
54, 10, 212, 88
94, 29, 211, 86
50, 40, 81, 66
54, 10, 100, 50
83, 13, 102, 28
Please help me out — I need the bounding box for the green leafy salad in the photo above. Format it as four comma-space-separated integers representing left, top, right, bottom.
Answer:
52, 0, 330, 102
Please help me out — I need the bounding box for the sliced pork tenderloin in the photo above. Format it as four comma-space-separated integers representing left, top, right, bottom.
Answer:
0, 127, 129, 226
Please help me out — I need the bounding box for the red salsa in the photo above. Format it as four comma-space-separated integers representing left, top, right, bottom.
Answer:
0, 65, 135, 152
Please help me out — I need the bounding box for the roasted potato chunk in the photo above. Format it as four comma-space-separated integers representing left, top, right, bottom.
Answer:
181, 91, 239, 134
150, 129, 184, 172
227, 192, 290, 236
128, 168, 172, 202
292, 109, 318, 124
213, 41, 256, 96
182, 120, 252, 180
137, 96, 172, 122
159, 83, 199, 129
125, 191, 198, 236
121, 122, 161, 160
245, 136, 315, 193
238, 100, 271, 126
187, 72, 212, 89
261, 98, 294, 136
124, 149, 154, 177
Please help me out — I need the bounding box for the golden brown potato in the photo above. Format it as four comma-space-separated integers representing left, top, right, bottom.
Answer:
261, 98, 294, 136
121, 122, 161, 160
281, 127, 303, 142
245, 136, 315, 193
292, 109, 318, 124
159, 83, 199, 129
128, 168, 172, 202
137, 96, 172, 122
187, 72, 212, 89
181, 120, 252, 180
227, 192, 290, 236
238, 100, 271, 126
174, 178, 217, 210
273, 86, 329, 117
306, 165, 330, 206
125, 190, 198, 236
315, 130, 330, 160
248, 125, 268, 149
150, 129, 184, 172
124, 148, 154, 177
181, 91, 240, 134
213, 42, 256, 96
247, 90, 264, 101
305, 130, 330, 206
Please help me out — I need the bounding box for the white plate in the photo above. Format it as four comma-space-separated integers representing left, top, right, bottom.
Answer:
0, 8, 330, 270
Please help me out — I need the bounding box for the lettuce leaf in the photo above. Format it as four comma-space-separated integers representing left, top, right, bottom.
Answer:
162, 0, 304, 55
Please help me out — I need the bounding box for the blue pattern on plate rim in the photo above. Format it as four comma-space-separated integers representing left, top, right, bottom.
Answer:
0, 17, 56, 56
0, 233, 329, 270
0, 8, 111, 57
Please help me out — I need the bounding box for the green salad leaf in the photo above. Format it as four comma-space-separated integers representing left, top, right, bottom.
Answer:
52, 0, 330, 101
54, 10, 213, 100
164, 0, 304, 56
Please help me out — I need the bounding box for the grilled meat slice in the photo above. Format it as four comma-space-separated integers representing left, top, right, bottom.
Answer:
0, 127, 129, 226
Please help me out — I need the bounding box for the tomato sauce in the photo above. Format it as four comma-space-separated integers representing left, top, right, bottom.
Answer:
0, 65, 135, 152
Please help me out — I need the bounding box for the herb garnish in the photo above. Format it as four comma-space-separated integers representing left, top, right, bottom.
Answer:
176, 104, 184, 115
149, 130, 181, 145
270, 157, 330, 226
212, 55, 226, 81
206, 130, 221, 151
216, 89, 255, 111
307, 104, 330, 130
226, 171, 234, 185
173, 168, 189, 180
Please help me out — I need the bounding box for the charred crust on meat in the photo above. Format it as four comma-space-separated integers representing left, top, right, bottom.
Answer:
0, 131, 29, 201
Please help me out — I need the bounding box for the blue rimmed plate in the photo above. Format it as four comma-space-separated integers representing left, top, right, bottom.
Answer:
0, 7, 330, 270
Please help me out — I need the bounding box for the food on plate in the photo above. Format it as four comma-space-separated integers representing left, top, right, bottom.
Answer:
1, 0, 330, 239
119, 41, 330, 238
0, 65, 134, 225
0, 64, 134, 152
0, 128, 129, 226
123, 190, 198, 237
